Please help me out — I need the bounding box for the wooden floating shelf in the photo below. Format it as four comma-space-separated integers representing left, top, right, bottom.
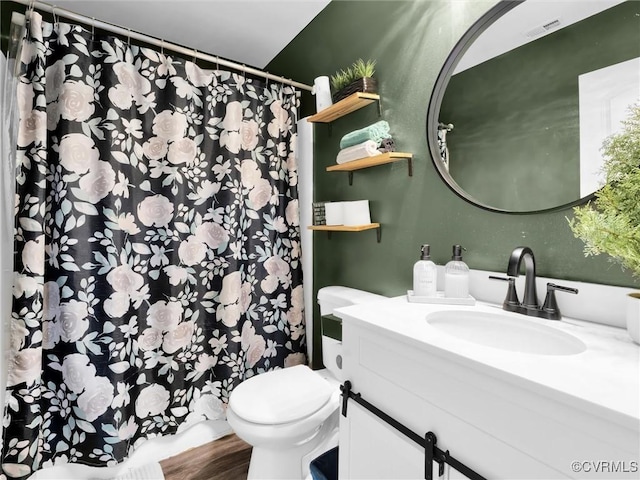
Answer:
308, 223, 381, 242
326, 152, 413, 172
308, 223, 380, 232
327, 152, 413, 185
307, 92, 380, 123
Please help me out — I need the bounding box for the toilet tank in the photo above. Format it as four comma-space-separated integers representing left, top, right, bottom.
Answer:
317, 286, 387, 380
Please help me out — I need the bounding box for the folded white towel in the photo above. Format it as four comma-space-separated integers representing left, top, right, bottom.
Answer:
336, 140, 379, 164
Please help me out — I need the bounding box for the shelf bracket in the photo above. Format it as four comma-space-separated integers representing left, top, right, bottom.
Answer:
377, 98, 382, 117
348, 171, 354, 186
407, 157, 413, 177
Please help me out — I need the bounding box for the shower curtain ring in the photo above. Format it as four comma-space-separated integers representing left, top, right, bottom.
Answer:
91, 17, 95, 38
193, 49, 198, 65
215, 56, 220, 72
160, 39, 164, 55
127, 28, 131, 46
51, 5, 58, 27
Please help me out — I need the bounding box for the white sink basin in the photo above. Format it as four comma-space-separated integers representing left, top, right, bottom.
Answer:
426, 310, 587, 355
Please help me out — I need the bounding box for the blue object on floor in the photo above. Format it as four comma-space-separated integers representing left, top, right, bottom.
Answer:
310, 446, 339, 480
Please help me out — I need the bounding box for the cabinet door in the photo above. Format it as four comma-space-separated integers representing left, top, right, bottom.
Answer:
339, 401, 423, 479
340, 326, 572, 479
339, 402, 473, 480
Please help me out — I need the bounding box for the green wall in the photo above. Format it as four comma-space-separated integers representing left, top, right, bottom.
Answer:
267, 0, 638, 367
442, 1, 639, 211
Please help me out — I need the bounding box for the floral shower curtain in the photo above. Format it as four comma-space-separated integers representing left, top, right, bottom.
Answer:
1, 12, 305, 478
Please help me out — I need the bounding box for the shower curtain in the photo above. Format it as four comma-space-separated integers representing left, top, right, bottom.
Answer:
1, 12, 305, 478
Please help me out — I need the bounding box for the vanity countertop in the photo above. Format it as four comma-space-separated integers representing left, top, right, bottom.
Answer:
336, 296, 640, 429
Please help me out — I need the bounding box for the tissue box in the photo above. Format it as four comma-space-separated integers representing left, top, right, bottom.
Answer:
342, 200, 371, 226
324, 202, 344, 225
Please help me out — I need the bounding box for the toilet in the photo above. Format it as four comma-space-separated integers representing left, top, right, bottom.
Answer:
226, 286, 386, 479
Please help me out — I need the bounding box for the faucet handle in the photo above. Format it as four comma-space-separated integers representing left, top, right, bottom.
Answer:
542, 283, 578, 320
489, 275, 520, 309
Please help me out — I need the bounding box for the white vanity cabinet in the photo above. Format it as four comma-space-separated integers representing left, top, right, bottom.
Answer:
337, 299, 640, 480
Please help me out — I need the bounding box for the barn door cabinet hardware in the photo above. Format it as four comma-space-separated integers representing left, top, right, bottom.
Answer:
340, 381, 487, 480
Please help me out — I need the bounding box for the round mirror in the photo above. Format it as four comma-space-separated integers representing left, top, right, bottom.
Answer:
427, 0, 640, 213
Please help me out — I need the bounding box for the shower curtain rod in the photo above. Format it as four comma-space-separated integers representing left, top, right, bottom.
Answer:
11, 0, 313, 92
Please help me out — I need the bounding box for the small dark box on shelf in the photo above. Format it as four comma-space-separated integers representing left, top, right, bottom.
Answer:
313, 202, 327, 225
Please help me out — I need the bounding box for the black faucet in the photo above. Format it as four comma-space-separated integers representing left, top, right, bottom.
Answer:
490, 246, 578, 320
507, 246, 539, 311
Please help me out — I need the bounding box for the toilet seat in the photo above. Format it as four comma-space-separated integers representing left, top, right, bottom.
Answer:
227, 388, 340, 448
229, 365, 334, 425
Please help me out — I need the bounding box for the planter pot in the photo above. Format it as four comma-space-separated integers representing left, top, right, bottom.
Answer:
332, 77, 377, 103
626, 292, 640, 344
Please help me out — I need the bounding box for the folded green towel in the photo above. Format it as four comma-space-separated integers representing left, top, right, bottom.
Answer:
339, 120, 391, 149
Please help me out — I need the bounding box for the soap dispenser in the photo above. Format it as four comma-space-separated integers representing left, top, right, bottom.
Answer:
444, 244, 469, 298
413, 244, 437, 297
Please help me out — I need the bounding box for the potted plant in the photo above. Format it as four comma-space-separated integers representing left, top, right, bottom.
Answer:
568, 103, 640, 343
330, 58, 377, 103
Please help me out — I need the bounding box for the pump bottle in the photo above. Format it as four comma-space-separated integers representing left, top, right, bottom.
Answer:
444, 244, 470, 298
413, 244, 437, 297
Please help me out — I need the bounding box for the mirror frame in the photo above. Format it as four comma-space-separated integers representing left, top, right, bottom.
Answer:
426, 0, 597, 214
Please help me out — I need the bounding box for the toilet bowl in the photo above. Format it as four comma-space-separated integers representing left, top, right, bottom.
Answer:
227, 365, 340, 479
226, 286, 386, 480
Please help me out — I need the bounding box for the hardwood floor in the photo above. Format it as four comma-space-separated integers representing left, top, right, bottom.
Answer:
161, 433, 252, 480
